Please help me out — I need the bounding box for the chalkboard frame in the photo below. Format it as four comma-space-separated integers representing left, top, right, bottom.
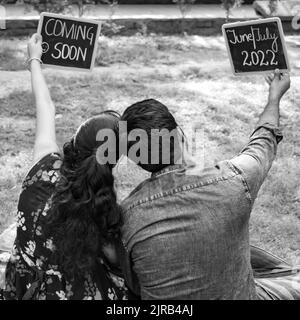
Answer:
37, 12, 102, 72
222, 17, 290, 76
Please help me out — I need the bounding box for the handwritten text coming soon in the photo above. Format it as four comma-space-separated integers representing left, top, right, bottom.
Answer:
44, 18, 95, 62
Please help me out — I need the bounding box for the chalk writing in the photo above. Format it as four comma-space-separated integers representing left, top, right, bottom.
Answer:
222, 18, 289, 75
44, 18, 95, 46
226, 27, 278, 52
38, 13, 101, 71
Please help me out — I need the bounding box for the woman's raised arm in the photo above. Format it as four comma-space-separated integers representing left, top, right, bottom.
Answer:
27, 33, 60, 163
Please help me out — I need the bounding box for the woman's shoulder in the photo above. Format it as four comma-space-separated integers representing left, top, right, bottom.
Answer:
22, 153, 62, 189
26, 153, 62, 179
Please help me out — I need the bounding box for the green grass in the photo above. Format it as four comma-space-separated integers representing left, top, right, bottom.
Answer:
0, 35, 299, 265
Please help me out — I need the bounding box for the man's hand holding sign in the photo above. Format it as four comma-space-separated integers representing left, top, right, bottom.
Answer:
225, 17, 291, 195
222, 17, 291, 129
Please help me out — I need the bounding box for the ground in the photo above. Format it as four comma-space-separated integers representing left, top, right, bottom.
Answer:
0, 35, 299, 265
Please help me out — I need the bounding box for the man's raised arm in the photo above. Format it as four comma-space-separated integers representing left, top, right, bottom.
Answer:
230, 70, 290, 205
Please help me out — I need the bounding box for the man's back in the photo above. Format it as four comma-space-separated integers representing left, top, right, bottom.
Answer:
121, 125, 282, 300
122, 161, 256, 299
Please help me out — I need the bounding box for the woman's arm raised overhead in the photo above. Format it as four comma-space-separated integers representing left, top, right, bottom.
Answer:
27, 33, 60, 164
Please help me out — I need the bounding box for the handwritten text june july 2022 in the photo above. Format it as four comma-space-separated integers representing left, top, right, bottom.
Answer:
226, 26, 279, 67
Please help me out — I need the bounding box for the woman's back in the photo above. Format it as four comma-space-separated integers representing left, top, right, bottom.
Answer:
4, 153, 127, 300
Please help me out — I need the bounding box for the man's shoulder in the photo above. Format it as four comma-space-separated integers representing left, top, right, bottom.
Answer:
121, 160, 238, 213
121, 178, 151, 212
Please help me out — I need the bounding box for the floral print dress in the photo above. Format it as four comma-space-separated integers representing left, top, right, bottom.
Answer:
1, 153, 128, 300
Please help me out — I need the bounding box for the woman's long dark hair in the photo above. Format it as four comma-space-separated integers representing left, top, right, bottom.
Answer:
44, 112, 122, 279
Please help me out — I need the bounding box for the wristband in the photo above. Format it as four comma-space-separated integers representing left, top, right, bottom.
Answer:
26, 57, 43, 71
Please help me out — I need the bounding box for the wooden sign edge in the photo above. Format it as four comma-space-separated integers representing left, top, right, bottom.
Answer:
37, 12, 102, 72
222, 17, 291, 76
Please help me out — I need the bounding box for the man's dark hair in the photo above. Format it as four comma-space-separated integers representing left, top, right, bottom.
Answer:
121, 99, 182, 173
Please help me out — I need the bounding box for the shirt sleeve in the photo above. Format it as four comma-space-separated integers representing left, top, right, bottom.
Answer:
117, 239, 141, 299
230, 123, 283, 204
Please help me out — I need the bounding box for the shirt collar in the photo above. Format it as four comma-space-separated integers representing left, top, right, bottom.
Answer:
151, 163, 186, 179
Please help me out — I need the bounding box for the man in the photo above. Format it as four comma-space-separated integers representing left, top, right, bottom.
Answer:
119, 70, 296, 300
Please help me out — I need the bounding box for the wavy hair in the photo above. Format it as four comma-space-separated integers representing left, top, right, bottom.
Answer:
44, 111, 122, 279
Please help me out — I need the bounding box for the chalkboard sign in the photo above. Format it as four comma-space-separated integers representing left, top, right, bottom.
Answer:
222, 18, 290, 75
37, 13, 101, 71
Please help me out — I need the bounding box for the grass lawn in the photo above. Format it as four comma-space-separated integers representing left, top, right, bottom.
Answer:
0, 35, 299, 265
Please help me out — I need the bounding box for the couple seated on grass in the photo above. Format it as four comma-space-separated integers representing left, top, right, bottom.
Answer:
1, 34, 299, 300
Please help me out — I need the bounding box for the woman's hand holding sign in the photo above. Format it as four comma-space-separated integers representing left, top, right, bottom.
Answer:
27, 33, 43, 61
27, 33, 60, 164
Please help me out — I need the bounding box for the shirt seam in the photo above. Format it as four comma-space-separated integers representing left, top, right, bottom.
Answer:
124, 163, 239, 213
227, 161, 253, 206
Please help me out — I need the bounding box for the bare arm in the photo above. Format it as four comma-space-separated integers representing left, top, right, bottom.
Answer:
27, 34, 59, 164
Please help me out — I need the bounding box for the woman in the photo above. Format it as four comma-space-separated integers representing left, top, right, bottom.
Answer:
2, 34, 127, 300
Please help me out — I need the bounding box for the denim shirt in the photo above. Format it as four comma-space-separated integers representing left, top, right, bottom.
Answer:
120, 123, 283, 300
